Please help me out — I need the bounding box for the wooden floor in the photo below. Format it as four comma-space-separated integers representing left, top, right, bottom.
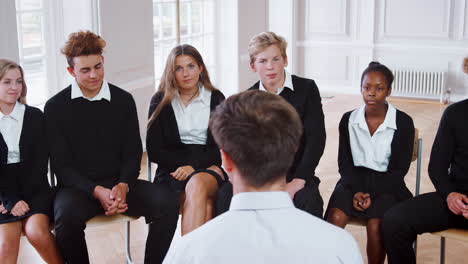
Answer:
18, 94, 467, 263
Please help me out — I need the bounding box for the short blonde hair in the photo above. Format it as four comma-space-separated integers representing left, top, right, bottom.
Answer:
248, 32, 288, 64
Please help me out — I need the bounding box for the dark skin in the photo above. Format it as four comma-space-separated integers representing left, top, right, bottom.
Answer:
327, 70, 391, 264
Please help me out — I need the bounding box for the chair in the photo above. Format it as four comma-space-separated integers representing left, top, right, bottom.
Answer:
49, 169, 140, 264
431, 229, 468, 264
347, 128, 423, 252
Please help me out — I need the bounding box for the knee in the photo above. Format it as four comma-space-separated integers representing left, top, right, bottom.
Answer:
24, 226, 52, 248
382, 207, 409, 238
185, 173, 213, 201
327, 208, 347, 226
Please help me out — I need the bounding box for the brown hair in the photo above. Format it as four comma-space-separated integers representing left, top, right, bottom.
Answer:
209, 90, 302, 187
0, 59, 27, 104
248, 31, 288, 64
148, 44, 216, 126
463, 56, 468, 74
61, 30, 106, 68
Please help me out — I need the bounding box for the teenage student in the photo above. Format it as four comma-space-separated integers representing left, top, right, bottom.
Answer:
383, 57, 468, 264
45, 31, 179, 264
147, 44, 226, 235
0, 59, 63, 264
216, 31, 326, 218
326, 62, 415, 264
164, 90, 362, 264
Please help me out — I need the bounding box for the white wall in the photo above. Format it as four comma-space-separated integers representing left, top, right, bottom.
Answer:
216, 0, 269, 96
99, 0, 156, 143
0, 1, 19, 62
271, 0, 468, 102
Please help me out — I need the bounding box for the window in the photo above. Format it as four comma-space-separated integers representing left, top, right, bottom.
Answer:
153, 0, 216, 84
15, 0, 48, 106
15, 0, 98, 107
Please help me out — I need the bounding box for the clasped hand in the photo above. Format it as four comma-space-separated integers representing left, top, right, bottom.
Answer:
0, 200, 30, 216
353, 192, 371, 212
447, 192, 468, 219
93, 183, 129, 216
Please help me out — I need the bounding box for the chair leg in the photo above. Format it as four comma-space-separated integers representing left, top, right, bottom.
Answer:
126, 221, 133, 264
413, 237, 417, 260
440, 237, 445, 264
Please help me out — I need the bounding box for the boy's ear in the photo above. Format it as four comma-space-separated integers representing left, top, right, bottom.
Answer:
220, 149, 233, 172
250, 61, 257, 72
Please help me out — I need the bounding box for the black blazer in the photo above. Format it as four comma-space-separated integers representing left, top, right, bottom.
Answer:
338, 109, 415, 195
0, 106, 51, 211
146, 89, 225, 175
249, 75, 326, 183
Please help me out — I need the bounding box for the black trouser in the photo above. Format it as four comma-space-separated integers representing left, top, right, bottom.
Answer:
54, 180, 179, 264
215, 180, 324, 218
383, 192, 468, 264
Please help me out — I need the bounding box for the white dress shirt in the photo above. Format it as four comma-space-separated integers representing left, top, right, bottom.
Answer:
163, 191, 362, 264
348, 103, 397, 172
0, 102, 26, 164
259, 70, 294, 94
171, 85, 211, 145
71, 79, 111, 101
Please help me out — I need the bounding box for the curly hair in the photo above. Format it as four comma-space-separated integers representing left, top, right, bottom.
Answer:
61, 30, 106, 67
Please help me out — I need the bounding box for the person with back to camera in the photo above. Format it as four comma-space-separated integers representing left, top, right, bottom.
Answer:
383, 56, 468, 264
216, 31, 326, 218
326, 62, 415, 264
163, 90, 362, 264
147, 44, 226, 235
0, 59, 63, 264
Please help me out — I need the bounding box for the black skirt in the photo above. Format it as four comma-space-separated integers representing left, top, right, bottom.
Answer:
0, 163, 53, 225
154, 167, 226, 193
326, 173, 412, 219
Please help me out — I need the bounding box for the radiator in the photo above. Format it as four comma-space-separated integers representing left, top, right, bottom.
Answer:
392, 69, 447, 102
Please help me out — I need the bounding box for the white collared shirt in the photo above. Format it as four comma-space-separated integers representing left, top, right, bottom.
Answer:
259, 70, 294, 95
0, 102, 26, 164
348, 103, 397, 172
163, 191, 362, 264
71, 79, 111, 101
171, 85, 211, 145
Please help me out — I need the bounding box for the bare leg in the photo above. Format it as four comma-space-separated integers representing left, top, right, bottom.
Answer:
0, 220, 22, 264
366, 218, 386, 264
326, 207, 349, 229
181, 172, 218, 235
23, 214, 64, 264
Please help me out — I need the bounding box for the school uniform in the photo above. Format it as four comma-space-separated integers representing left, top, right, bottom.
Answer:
0, 103, 53, 224
383, 99, 468, 264
146, 86, 226, 191
45, 80, 179, 264
216, 71, 326, 218
326, 104, 414, 219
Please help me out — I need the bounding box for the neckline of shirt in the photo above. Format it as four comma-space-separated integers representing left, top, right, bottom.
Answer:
71, 79, 111, 101
259, 70, 294, 95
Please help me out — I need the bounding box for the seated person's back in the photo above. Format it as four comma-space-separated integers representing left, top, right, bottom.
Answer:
163, 90, 362, 264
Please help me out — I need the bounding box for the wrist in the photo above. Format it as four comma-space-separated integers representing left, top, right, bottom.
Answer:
93, 185, 104, 198
118, 182, 129, 193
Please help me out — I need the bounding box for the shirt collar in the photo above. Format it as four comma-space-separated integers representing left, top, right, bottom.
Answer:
0, 102, 25, 121
351, 102, 397, 130
259, 70, 294, 95
229, 191, 294, 211
71, 79, 111, 101
175, 83, 211, 106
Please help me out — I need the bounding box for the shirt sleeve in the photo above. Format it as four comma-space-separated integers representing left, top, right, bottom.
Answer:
118, 95, 143, 188
293, 80, 326, 181
45, 100, 97, 197
428, 107, 457, 199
